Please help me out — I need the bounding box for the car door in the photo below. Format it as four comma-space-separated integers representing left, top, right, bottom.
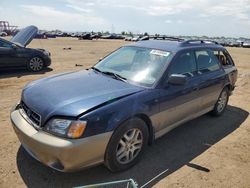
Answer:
0, 40, 22, 68
195, 49, 225, 110
153, 51, 201, 137
0, 40, 27, 67
0, 44, 15, 68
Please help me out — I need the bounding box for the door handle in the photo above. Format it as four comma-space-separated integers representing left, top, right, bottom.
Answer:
192, 84, 199, 91
193, 87, 199, 91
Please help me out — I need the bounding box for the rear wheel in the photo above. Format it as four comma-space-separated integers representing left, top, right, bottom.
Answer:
27, 57, 44, 72
211, 87, 229, 116
104, 118, 149, 172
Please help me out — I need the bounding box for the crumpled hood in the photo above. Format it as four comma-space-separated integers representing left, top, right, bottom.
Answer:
10, 25, 38, 47
22, 70, 144, 125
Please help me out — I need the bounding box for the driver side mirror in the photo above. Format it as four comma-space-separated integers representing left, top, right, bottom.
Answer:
168, 74, 187, 85
11, 44, 18, 49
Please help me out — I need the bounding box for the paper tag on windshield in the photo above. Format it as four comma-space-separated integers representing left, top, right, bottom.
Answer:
150, 50, 170, 57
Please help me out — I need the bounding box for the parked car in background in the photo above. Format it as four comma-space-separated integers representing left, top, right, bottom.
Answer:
0, 25, 51, 71
131, 35, 140, 41
243, 42, 250, 48
78, 33, 100, 40
228, 41, 241, 47
124, 36, 133, 41
101, 34, 125, 40
0, 31, 8, 37
11, 39, 237, 172
139, 36, 150, 41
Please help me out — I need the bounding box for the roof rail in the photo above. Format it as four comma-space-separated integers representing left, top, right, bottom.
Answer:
158, 36, 184, 41
181, 39, 219, 45
146, 36, 184, 42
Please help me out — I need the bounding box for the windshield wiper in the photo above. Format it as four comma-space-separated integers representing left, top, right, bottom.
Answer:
91, 67, 102, 73
91, 67, 127, 82
102, 71, 127, 82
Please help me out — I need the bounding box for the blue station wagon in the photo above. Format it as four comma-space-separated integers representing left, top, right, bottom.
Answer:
11, 39, 237, 172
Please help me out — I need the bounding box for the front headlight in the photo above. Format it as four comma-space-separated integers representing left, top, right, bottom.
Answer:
45, 119, 87, 139
43, 50, 50, 56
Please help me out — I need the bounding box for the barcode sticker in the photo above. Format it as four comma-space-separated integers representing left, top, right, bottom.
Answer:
150, 50, 170, 57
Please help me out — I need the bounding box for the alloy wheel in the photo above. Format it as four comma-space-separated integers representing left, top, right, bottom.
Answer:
116, 128, 143, 164
217, 90, 228, 113
29, 57, 43, 71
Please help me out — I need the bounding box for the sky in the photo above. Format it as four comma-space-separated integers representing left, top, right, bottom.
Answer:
0, 0, 250, 37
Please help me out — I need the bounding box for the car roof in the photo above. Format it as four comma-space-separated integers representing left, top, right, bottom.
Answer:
126, 40, 225, 53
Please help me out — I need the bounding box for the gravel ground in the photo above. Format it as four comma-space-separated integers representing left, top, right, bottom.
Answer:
0, 38, 249, 188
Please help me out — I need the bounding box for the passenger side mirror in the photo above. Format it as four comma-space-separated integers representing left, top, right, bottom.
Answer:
168, 74, 187, 85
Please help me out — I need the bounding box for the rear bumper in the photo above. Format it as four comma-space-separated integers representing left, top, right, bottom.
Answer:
10, 109, 112, 172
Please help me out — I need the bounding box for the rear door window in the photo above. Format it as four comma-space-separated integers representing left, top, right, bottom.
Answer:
168, 51, 197, 77
195, 50, 220, 74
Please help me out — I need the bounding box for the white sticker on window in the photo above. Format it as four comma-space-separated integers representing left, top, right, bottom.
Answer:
150, 50, 170, 57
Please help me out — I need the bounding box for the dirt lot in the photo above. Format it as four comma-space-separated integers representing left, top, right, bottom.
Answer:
0, 38, 249, 188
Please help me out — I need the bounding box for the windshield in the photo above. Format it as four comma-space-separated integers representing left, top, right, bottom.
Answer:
94, 46, 171, 87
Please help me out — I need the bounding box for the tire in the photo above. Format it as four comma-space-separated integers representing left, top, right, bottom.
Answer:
27, 57, 44, 72
104, 118, 149, 172
211, 87, 229, 116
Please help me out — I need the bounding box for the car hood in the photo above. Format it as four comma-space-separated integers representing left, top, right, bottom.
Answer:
10, 25, 38, 47
22, 70, 144, 125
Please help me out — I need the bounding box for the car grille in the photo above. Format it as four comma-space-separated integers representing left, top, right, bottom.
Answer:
20, 101, 41, 127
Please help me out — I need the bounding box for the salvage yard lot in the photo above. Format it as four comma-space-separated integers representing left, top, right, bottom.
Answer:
0, 38, 250, 188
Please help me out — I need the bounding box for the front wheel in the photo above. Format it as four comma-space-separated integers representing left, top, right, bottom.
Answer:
27, 57, 44, 72
211, 87, 229, 116
104, 118, 149, 172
